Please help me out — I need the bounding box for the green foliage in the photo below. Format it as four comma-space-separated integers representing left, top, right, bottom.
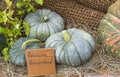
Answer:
35, 0, 43, 5
0, 0, 43, 61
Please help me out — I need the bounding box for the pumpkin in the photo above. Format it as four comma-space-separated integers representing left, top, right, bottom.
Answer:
45, 28, 95, 66
9, 37, 40, 66
24, 9, 65, 42
0, 34, 7, 54
97, 0, 120, 58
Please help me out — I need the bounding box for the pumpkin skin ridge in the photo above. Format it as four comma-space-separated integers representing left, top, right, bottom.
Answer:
49, 20, 62, 32
45, 33, 64, 47
63, 41, 84, 66
29, 25, 38, 39
36, 23, 43, 40
35, 10, 42, 19
64, 42, 79, 66
71, 29, 95, 52
70, 41, 82, 65
47, 11, 63, 21
46, 22, 55, 35
64, 43, 72, 66
11, 50, 25, 65
45, 23, 51, 39
47, 22, 60, 35
72, 37, 93, 52
16, 53, 24, 66
49, 17, 64, 24
25, 13, 40, 27
48, 40, 64, 48
59, 43, 68, 64
41, 9, 51, 20
45, 33, 63, 41
48, 22, 61, 33
55, 42, 66, 63
71, 39, 92, 64
68, 28, 76, 37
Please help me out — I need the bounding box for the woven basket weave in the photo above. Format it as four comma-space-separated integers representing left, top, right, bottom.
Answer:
76, 0, 116, 12
42, 0, 105, 31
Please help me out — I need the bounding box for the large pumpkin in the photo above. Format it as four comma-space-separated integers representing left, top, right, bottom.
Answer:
0, 34, 7, 54
24, 9, 65, 42
97, 0, 120, 58
9, 37, 40, 66
45, 28, 95, 66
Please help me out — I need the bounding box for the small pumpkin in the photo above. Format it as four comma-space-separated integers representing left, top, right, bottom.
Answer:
0, 34, 7, 54
9, 37, 40, 66
97, 0, 120, 58
45, 28, 95, 66
24, 9, 65, 41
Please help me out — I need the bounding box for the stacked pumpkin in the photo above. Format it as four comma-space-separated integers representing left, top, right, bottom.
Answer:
9, 9, 95, 66
97, 0, 120, 58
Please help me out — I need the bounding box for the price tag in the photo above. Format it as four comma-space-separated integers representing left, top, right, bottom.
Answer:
26, 48, 56, 77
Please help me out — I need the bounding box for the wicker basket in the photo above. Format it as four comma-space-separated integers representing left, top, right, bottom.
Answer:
76, 0, 117, 12
42, 0, 105, 31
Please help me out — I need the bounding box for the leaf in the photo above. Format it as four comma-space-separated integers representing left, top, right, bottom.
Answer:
13, 28, 22, 36
0, 12, 4, 16
3, 11, 8, 25
0, 27, 8, 34
2, 47, 8, 55
0, 18, 4, 23
16, 2, 23, 9
5, 0, 12, 8
4, 55, 9, 61
8, 10, 14, 17
10, 41, 14, 47
27, 5, 35, 12
23, 22, 30, 36
35, 0, 43, 5
17, 10, 24, 15
2, 47, 9, 61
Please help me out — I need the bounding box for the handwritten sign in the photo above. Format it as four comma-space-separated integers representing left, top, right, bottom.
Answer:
26, 48, 56, 77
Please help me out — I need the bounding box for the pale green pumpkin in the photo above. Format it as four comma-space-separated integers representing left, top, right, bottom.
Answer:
24, 9, 65, 41
45, 28, 95, 66
9, 37, 40, 66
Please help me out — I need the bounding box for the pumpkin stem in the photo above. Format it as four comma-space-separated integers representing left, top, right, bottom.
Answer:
62, 30, 71, 42
22, 39, 40, 50
41, 16, 48, 22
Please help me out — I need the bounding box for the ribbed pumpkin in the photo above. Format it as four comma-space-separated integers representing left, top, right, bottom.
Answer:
0, 34, 7, 54
45, 28, 95, 66
24, 9, 65, 42
9, 37, 40, 66
97, 0, 120, 58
